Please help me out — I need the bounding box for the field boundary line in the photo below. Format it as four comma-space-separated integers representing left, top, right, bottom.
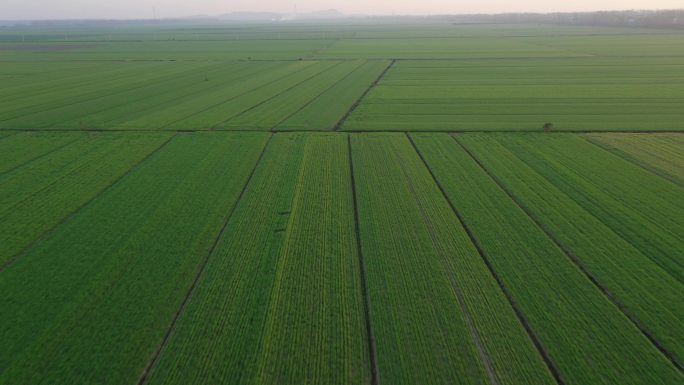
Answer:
452, 134, 684, 374
136, 133, 274, 385
0, 133, 177, 273
340, 129, 684, 134
270, 60, 366, 131
347, 134, 380, 385
333, 59, 396, 131
250, 134, 309, 380
0, 133, 84, 177
510, 136, 684, 291
214, 61, 345, 130
581, 135, 684, 189
401, 134, 499, 385
406, 133, 565, 385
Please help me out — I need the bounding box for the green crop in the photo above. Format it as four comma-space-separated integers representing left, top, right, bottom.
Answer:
0, 132, 268, 385
146, 133, 370, 385
586, 133, 684, 187
0, 132, 171, 264
457, 133, 684, 377
0, 21, 683, 385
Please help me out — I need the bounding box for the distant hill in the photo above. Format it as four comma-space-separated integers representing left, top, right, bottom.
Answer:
295, 9, 345, 20
218, 9, 345, 21
217, 12, 284, 21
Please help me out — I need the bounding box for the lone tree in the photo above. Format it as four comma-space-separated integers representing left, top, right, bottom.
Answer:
543, 122, 554, 132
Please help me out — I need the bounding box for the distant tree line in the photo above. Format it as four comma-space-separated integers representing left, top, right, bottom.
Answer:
453, 9, 684, 29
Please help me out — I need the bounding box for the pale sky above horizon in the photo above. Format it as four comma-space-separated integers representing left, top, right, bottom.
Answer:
2, 0, 683, 20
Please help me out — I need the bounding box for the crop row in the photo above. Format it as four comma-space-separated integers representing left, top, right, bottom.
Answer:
223, 60, 390, 130
0, 62, 259, 129
2, 25, 683, 61
459, 134, 684, 364
586, 133, 684, 186
0, 61, 164, 107
55, 63, 286, 130
219, 61, 359, 130
342, 59, 684, 131
0, 39, 333, 61
499, 134, 684, 283
144, 133, 369, 385
0, 131, 82, 174
0, 132, 171, 265
0, 132, 268, 385
313, 37, 574, 59
350, 133, 558, 385
277, 60, 391, 130
414, 133, 682, 384
135, 61, 320, 129
0, 61, 127, 103
155, 60, 340, 130
0, 132, 681, 385
0, 60, 385, 131
0, 61, 208, 125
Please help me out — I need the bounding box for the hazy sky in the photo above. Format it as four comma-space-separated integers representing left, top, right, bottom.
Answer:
3, 0, 683, 20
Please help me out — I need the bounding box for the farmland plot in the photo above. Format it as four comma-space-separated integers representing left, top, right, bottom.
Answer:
0, 62, 200, 127
0, 39, 334, 61
314, 37, 578, 59
0, 132, 171, 265
0, 61, 110, 89
586, 133, 684, 186
0, 61, 161, 108
219, 61, 364, 130
0, 131, 82, 173
0, 61, 386, 130
276, 60, 390, 130
0, 59, 385, 131
0, 62, 228, 129
412, 133, 683, 384
351, 133, 555, 385
167, 61, 338, 130
114, 61, 288, 129
0, 21, 683, 385
53, 62, 255, 129
458, 133, 684, 367
342, 59, 684, 131
0, 132, 268, 385
535, 33, 684, 57
499, 134, 684, 283
146, 133, 369, 385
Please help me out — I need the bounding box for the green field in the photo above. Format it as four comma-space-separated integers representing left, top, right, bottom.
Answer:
0, 21, 682, 385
